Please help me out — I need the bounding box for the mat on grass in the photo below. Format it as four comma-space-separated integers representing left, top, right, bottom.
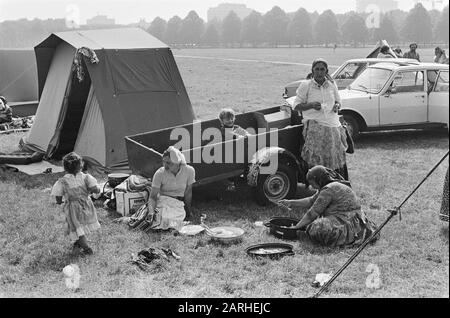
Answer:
5, 160, 64, 175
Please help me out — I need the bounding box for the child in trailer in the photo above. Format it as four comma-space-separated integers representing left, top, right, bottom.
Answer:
51, 152, 101, 255
218, 108, 252, 139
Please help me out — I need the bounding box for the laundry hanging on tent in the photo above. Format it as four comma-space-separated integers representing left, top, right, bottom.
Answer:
75, 47, 99, 82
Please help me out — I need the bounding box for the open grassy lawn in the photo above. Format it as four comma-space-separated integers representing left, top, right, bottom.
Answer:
0, 48, 448, 298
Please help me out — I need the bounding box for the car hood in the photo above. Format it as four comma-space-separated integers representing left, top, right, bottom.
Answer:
285, 89, 374, 107
285, 79, 304, 88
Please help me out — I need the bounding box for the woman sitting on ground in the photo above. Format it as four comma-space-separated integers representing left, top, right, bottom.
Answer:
279, 165, 379, 247
219, 108, 251, 139
147, 146, 195, 230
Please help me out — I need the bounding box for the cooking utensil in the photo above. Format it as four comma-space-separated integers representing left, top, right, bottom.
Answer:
246, 243, 295, 259
199, 214, 216, 236
206, 226, 245, 243
263, 217, 301, 240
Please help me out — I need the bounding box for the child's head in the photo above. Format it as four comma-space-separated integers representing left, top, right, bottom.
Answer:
63, 152, 83, 174
380, 45, 390, 54
218, 108, 236, 128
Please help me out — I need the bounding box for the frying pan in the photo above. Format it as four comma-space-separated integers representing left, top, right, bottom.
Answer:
246, 243, 294, 259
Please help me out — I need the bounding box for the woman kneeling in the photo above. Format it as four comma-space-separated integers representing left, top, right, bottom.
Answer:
279, 166, 379, 247
148, 146, 195, 231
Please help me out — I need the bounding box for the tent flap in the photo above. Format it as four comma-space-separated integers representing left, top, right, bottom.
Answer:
105, 49, 178, 95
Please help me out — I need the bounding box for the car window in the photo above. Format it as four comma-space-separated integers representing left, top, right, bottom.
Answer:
391, 70, 424, 93
335, 63, 363, 79
434, 71, 449, 92
349, 67, 392, 93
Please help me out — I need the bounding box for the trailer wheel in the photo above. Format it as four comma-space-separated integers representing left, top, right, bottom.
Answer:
254, 163, 297, 206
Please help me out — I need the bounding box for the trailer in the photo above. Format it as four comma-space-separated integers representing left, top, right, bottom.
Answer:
125, 106, 309, 205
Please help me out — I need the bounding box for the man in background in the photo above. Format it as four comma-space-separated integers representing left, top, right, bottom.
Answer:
403, 43, 420, 61
434, 47, 449, 64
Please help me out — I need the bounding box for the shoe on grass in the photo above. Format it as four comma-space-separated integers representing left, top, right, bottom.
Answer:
82, 247, 93, 255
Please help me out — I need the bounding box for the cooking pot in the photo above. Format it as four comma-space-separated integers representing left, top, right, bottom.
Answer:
107, 173, 130, 188
263, 217, 300, 240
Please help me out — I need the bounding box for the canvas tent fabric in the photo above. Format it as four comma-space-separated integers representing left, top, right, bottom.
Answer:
0, 49, 38, 103
22, 28, 195, 171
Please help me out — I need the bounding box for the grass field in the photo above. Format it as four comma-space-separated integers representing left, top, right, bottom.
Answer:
0, 47, 448, 298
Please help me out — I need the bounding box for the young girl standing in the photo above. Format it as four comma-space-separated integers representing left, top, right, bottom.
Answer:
51, 152, 101, 255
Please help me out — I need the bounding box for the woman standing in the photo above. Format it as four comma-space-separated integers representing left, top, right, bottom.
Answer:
279, 165, 379, 247
147, 146, 195, 230
292, 59, 349, 179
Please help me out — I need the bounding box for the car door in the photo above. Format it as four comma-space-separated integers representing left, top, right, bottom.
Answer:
379, 70, 427, 125
428, 70, 449, 126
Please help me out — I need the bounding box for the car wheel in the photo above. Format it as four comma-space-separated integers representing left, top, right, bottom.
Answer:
343, 114, 360, 140
254, 163, 297, 206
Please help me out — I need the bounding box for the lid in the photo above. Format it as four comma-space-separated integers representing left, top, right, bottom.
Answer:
179, 225, 205, 236
108, 173, 130, 178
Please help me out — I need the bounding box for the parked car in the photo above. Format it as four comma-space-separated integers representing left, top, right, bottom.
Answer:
283, 58, 419, 99
286, 62, 449, 138
125, 106, 308, 205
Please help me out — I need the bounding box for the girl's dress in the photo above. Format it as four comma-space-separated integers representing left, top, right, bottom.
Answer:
51, 172, 101, 240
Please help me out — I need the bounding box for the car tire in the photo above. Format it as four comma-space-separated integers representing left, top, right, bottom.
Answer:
343, 114, 360, 140
254, 163, 297, 206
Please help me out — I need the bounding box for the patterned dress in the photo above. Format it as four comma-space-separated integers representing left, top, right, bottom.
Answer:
293, 79, 349, 180
440, 168, 449, 222
51, 173, 101, 240
303, 182, 379, 247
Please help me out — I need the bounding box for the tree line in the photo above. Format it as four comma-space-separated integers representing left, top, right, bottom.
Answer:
0, 3, 448, 48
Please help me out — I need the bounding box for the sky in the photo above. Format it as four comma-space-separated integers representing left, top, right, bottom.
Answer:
0, 0, 448, 25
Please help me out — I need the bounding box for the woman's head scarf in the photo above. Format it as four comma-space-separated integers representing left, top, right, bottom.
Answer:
306, 165, 349, 188
311, 58, 334, 83
163, 146, 187, 165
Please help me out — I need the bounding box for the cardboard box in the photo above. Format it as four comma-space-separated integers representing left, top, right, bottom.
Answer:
115, 189, 149, 216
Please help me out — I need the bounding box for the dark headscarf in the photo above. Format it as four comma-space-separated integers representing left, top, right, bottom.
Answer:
306, 165, 350, 189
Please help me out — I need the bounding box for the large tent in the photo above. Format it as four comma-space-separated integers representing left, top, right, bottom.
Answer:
22, 28, 195, 171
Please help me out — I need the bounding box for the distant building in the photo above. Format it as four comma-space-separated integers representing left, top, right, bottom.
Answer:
207, 3, 253, 22
86, 15, 115, 26
356, 0, 398, 13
